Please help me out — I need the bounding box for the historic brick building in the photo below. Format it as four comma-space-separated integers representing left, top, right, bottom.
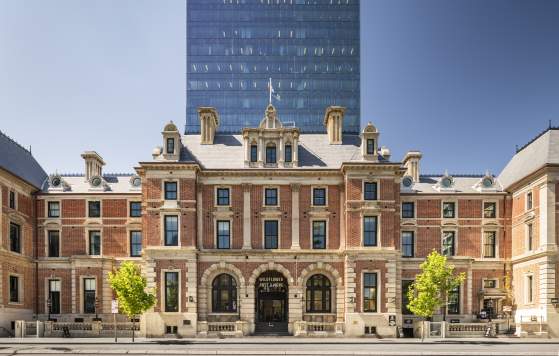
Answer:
1, 105, 558, 337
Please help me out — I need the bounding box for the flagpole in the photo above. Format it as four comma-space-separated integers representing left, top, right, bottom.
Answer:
268, 78, 272, 105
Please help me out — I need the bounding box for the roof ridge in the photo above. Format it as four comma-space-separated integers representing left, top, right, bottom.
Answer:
516, 126, 559, 153
0, 130, 33, 156
420, 173, 485, 178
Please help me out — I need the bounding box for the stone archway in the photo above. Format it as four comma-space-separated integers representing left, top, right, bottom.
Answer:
246, 262, 299, 334
298, 262, 345, 321
199, 262, 246, 321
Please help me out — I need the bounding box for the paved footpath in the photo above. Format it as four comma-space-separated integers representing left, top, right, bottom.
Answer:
1, 337, 559, 355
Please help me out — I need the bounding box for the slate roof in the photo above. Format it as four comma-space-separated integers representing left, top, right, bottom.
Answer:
42, 174, 141, 194
405, 175, 504, 194
181, 133, 384, 169
498, 129, 559, 189
0, 130, 47, 189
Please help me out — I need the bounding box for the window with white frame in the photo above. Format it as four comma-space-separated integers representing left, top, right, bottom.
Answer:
483, 231, 496, 258
363, 216, 378, 247
442, 202, 455, 218
363, 272, 378, 312
448, 287, 460, 314
526, 223, 533, 251
363, 182, 377, 201
130, 231, 142, 257
10, 222, 21, 253
164, 215, 179, 246
442, 231, 455, 256
402, 202, 414, 218
526, 191, 533, 210
402, 231, 414, 257
483, 202, 496, 219
49, 279, 61, 314
165, 272, 179, 312
9, 275, 20, 303
525, 275, 534, 304
83, 278, 96, 314
164, 182, 178, 200
264, 188, 278, 206
312, 220, 326, 249
48, 230, 60, 257
88, 231, 101, 255
264, 220, 278, 249
88, 201, 101, 218
48, 201, 60, 218
312, 188, 326, 206
9, 191, 16, 209
216, 188, 230, 206
216, 220, 231, 249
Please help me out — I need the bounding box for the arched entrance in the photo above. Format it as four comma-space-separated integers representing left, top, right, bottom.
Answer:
255, 271, 288, 334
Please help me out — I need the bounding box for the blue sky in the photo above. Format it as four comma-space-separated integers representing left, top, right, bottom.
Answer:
1, 0, 558, 175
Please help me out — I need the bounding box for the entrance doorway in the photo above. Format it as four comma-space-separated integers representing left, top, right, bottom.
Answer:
255, 271, 288, 334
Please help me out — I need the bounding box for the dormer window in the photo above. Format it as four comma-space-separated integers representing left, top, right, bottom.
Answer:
366, 139, 375, 155
250, 144, 258, 162
166, 138, 175, 154
284, 144, 292, 163
266, 144, 277, 164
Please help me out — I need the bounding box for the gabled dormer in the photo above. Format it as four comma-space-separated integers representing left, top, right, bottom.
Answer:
161, 121, 181, 161
242, 104, 299, 168
360, 122, 379, 161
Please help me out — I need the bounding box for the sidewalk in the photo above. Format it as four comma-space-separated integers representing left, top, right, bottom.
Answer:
1, 336, 558, 345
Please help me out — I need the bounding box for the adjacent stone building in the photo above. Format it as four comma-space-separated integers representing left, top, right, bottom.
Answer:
1, 106, 558, 337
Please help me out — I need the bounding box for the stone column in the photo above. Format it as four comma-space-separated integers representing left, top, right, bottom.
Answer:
291, 183, 301, 249
258, 136, 264, 163
386, 259, 397, 314
293, 136, 299, 164
539, 179, 556, 249
539, 260, 556, 310
243, 135, 249, 163
242, 184, 252, 249
278, 137, 284, 164
197, 184, 203, 250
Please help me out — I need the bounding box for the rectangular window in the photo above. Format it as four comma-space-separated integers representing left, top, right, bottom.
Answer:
83, 278, 96, 314
483, 279, 497, 289
402, 202, 414, 218
9, 276, 19, 303
129, 202, 142, 217
48, 230, 60, 257
364, 182, 377, 201
88, 201, 101, 218
266, 145, 276, 164
166, 137, 175, 154
9, 191, 15, 209
526, 275, 533, 304
483, 202, 496, 219
313, 188, 326, 206
366, 139, 375, 155
88, 231, 101, 256
312, 221, 326, 249
130, 231, 142, 257
284, 144, 292, 163
527, 192, 533, 210
402, 280, 413, 315
483, 231, 496, 258
164, 182, 177, 200
250, 144, 258, 162
442, 231, 455, 256
264, 220, 278, 249
363, 273, 377, 312
164, 216, 179, 246
48, 201, 60, 218
49, 280, 61, 314
448, 287, 460, 314
216, 220, 231, 249
442, 202, 455, 218
265, 188, 278, 206
527, 223, 533, 251
165, 272, 179, 312
363, 216, 377, 246
402, 231, 414, 257
10, 222, 21, 253
216, 188, 230, 206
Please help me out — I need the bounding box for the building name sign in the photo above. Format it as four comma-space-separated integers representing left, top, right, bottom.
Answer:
257, 276, 286, 293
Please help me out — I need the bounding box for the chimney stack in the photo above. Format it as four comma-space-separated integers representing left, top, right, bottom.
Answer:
198, 107, 220, 144
81, 151, 105, 182
403, 151, 422, 182
323, 106, 345, 144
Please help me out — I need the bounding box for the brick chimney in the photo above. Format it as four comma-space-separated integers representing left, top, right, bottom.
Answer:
403, 151, 422, 182
81, 151, 105, 182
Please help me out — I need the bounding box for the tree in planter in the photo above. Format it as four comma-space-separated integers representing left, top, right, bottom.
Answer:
406, 250, 466, 340
108, 261, 156, 342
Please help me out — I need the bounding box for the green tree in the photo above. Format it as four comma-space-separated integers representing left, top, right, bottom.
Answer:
407, 251, 466, 339
108, 261, 156, 342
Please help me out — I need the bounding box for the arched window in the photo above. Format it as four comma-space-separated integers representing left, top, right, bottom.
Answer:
266, 143, 277, 164
212, 274, 237, 313
305, 274, 331, 313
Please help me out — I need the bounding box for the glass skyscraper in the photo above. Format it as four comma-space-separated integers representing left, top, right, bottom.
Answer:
186, 0, 360, 134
